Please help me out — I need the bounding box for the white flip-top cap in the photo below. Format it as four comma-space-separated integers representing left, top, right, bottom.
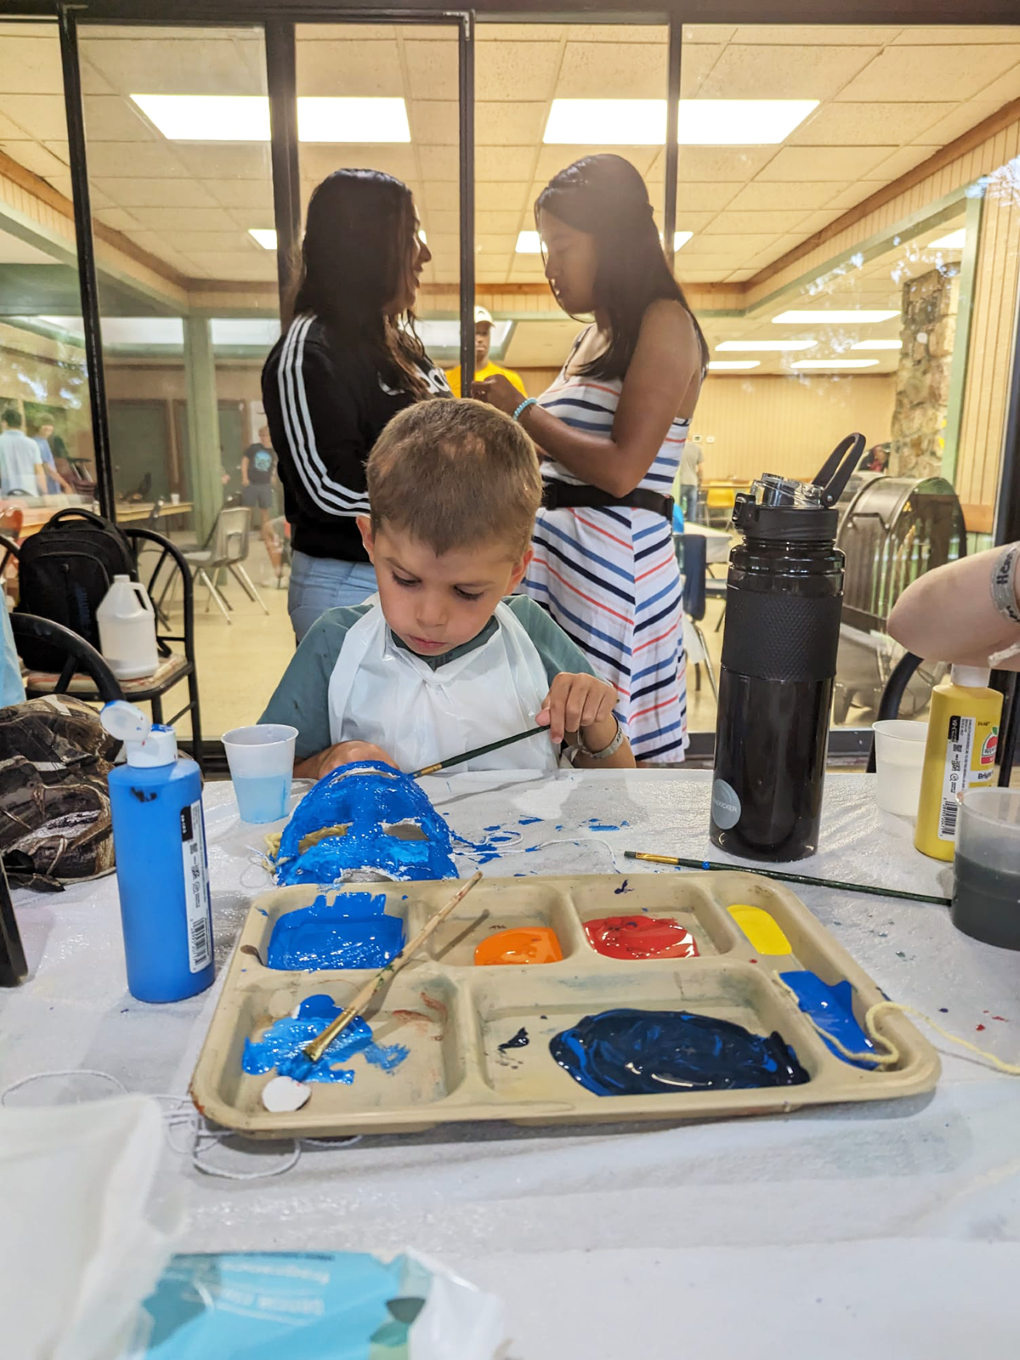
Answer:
101, 700, 177, 767
950, 664, 991, 688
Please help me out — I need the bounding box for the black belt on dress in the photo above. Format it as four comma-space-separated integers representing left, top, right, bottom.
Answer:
541, 480, 674, 521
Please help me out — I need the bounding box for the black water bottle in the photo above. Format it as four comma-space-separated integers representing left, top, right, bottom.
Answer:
710, 434, 865, 862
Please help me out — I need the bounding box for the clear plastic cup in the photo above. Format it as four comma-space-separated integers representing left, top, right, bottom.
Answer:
872, 719, 928, 818
952, 787, 1020, 950
222, 724, 298, 824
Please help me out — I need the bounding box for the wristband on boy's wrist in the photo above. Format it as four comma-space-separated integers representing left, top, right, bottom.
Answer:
512, 397, 537, 423
990, 542, 1020, 626
572, 716, 624, 761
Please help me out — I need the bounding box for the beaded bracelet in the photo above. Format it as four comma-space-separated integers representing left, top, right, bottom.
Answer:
512, 397, 537, 423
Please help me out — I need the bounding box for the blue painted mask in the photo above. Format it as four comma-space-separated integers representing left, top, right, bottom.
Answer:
273, 761, 458, 886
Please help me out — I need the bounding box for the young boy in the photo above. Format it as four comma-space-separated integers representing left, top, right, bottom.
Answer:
260, 399, 635, 777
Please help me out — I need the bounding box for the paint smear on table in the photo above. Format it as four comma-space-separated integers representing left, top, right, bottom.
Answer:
728, 904, 793, 955
498, 1027, 530, 1051
242, 993, 408, 1083
474, 927, 563, 966
550, 1008, 809, 1097
780, 970, 877, 1069
584, 915, 698, 960
267, 892, 404, 971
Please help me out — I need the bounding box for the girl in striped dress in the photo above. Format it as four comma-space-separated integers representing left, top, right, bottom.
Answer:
473, 155, 707, 762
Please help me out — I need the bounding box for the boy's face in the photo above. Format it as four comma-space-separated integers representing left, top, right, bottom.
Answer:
358, 517, 529, 656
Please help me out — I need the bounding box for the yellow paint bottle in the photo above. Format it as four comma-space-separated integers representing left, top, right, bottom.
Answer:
914, 665, 1003, 861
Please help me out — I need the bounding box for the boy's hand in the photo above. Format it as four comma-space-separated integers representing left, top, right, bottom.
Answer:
537, 673, 618, 747
295, 741, 399, 781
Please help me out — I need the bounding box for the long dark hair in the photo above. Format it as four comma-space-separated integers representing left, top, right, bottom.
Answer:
288, 168, 430, 398
536, 154, 708, 382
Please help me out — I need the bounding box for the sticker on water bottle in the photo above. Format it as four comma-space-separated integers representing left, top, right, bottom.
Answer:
180, 800, 213, 972
712, 779, 742, 830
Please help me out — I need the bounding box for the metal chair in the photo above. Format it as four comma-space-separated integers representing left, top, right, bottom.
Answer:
182, 505, 269, 623
11, 613, 123, 703
676, 532, 718, 699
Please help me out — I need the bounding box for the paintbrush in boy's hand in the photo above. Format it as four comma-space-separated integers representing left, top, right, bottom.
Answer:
261, 871, 484, 1113
409, 726, 545, 778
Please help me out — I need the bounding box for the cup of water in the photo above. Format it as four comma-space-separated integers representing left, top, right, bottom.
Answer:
222, 724, 298, 824
952, 787, 1020, 951
872, 719, 928, 818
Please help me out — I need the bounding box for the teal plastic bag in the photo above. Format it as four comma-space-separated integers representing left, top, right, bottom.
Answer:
0, 604, 24, 707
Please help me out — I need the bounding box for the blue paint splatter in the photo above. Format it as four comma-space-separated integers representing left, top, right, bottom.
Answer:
550, 1008, 809, 1096
614, 879, 633, 895
483, 824, 501, 832
779, 970, 877, 1069
267, 893, 404, 971
255, 907, 269, 918
274, 762, 457, 886
519, 816, 541, 826
587, 819, 619, 833
242, 994, 408, 1083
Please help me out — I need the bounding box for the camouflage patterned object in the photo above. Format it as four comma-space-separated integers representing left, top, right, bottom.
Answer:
0, 695, 120, 891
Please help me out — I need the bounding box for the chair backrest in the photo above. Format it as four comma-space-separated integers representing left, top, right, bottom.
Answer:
123, 525, 195, 664
206, 506, 251, 567
11, 612, 124, 702
677, 532, 707, 624
0, 506, 23, 537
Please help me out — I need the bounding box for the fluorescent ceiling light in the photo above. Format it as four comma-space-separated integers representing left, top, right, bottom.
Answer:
715, 339, 815, 352
418, 229, 427, 244
791, 358, 880, 369
773, 310, 899, 325
131, 94, 409, 142
516, 230, 541, 254
673, 231, 693, 251
248, 228, 277, 251
850, 339, 902, 351
544, 98, 817, 146
708, 360, 760, 371
929, 228, 966, 250
210, 318, 282, 348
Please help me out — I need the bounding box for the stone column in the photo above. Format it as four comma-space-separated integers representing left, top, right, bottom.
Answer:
182, 315, 223, 543
888, 267, 959, 481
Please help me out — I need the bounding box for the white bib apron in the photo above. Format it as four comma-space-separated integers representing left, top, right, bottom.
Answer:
326, 601, 559, 774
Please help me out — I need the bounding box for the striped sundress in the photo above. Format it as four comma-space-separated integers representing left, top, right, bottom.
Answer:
521, 335, 690, 763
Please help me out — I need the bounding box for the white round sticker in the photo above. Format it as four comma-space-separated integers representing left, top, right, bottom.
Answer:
711, 779, 742, 830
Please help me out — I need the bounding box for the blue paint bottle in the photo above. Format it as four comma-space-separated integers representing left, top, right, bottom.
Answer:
101, 702, 215, 1003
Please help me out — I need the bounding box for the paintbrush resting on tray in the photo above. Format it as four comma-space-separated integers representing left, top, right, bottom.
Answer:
261, 870, 484, 1112
408, 725, 546, 778
624, 851, 952, 907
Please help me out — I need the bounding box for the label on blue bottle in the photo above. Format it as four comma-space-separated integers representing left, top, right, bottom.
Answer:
180, 800, 212, 973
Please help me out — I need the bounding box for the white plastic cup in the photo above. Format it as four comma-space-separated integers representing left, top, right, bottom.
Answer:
170, 492, 180, 505
872, 719, 928, 819
222, 723, 298, 824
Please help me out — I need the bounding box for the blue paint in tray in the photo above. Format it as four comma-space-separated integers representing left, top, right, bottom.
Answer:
267, 892, 404, 971
779, 970, 877, 1069
243, 993, 408, 1083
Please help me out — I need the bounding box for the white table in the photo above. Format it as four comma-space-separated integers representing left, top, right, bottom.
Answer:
3, 770, 1019, 1359
683, 519, 732, 564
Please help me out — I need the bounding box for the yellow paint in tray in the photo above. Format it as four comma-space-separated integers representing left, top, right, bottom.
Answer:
728, 904, 792, 955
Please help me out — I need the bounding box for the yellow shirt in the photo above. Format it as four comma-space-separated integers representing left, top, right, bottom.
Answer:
445, 360, 528, 400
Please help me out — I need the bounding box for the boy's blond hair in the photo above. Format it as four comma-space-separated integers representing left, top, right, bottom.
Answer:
367, 398, 542, 559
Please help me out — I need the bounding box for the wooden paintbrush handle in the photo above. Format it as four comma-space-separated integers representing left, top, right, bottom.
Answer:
304, 871, 483, 1063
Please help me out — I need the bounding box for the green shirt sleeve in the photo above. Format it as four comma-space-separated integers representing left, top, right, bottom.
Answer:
505, 595, 596, 686
259, 604, 369, 761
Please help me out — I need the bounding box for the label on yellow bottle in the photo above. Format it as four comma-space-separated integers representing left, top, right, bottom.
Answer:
937, 715, 999, 841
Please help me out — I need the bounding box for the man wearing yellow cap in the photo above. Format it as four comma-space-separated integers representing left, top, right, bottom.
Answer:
445, 306, 527, 400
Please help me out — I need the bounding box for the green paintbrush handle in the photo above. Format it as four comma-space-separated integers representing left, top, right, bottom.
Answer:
623, 851, 952, 907
410, 725, 546, 778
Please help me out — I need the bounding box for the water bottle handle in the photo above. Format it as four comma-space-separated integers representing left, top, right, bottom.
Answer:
130, 582, 155, 616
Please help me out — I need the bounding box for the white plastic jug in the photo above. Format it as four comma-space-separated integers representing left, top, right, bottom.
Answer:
97, 575, 158, 680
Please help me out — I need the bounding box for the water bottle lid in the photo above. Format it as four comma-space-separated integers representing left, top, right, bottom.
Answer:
101, 701, 177, 766
125, 725, 177, 767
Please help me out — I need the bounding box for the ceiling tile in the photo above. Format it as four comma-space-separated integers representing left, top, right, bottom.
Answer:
93, 207, 142, 231
234, 208, 274, 231
705, 209, 810, 235
418, 145, 461, 180
478, 39, 564, 100
680, 268, 734, 282
476, 102, 548, 147
679, 45, 726, 98
564, 25, 667, 43
755, 145, 893, 182
909, 100, 1002, 148
1, 34, 66, 94
296, 39, 403, 97
476, 233, 518, 254
0, 141, 67, 179
555, 41, 666, 100
477, 209, 527, 234
865, 144, 941, 182
790, 100, 956, 147
731, 26, 898, 45
158, 230, 254, 252
476, 263, 513, 283
675, 181, 743, 212
726, 180, 845, 210
402, 40, 459, 101
298, 143, 416, 183
0, 111, 28, 140
41, 140, 70, 164
480, 145, 540, 181
81, 34, 267, 97
693, 44, 880, 101
535, 145, 659, 182
684, 233, 778, 258
969, 60, 1020, 107
479, 23, 568, 42
682, 26, 737, 43
204, 180, 275, 210
797, 208, 848, 233
678, 145, 778, 182
129, 206, 238, 231
296, 24, 398, 42
890, 26, 1020, 44
826, 182, 887, 210
0, 94, 67, 141
91, 176, 221, 209
82, 95, 159, 142
834, 45, 1020, 103
725, 268, 757, 281
87, 141, 192, 178
477, 181, 530, 212
411, 100, 458, 145
671, 210, 716, 233
180, 251, 278, 281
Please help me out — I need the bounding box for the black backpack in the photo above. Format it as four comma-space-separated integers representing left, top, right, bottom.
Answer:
15, 507, 137, 671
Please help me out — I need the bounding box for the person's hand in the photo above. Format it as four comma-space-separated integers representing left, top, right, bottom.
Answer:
471, 374, 525, 416
297, 741, 399, 781
537, 672, 618, 746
